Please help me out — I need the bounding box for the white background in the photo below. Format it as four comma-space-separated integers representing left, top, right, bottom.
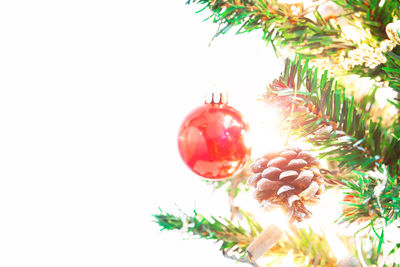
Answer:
0, 1, 282, 266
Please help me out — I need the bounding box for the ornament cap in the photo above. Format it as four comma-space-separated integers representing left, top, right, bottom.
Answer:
205, 92, 228, 105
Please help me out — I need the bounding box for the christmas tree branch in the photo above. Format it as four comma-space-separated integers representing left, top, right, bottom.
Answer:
153, 208, 339, 265
153, 208, 257, 258
187, 0, 354, 57
332, 0, 400, 40
339, 164, 400, 254
340, 165, 400, 225
187, 0, 400, 82
265, 56, 400, 232
383, 49, 400, 109
264, 56, 400, 174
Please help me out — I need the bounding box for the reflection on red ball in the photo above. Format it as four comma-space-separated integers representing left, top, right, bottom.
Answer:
178, 103, 251, 179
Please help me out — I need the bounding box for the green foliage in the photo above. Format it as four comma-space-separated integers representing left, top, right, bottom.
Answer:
187, 0, 400, 79
347, 63, 386, 79
153, 209, 257, 257
262, 56, 400, 233
332, 0, 400, 40
153, 209, 184, 230
187, 0, 354, 57
339, 165, 400, 254
381, 50, 400, 172
383, 48, 400, 105
340, 165, 400, 225
264, 56, 400, 175
153, 208, 340, 265
263, 57, 400, 243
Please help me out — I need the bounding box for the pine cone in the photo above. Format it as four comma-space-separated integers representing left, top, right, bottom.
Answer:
248, 147, 324, 222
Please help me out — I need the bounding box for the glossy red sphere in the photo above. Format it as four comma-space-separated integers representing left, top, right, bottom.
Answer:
178, 103, 251, 179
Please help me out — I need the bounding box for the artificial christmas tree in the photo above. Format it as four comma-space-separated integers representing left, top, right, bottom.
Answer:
154, 0, 400, 266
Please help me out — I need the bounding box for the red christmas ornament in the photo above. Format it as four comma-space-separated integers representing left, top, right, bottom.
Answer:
178, 95, 251, 179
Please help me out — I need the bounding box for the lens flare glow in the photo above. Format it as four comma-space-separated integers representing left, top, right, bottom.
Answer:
244, 103, 286, 158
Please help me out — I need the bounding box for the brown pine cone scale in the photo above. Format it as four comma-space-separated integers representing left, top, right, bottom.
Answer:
248, 147, 324, 222
262, 167, 281, 180
267, 157, 289, 168
279, 150, 297, 160
279, 170, 298, 181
